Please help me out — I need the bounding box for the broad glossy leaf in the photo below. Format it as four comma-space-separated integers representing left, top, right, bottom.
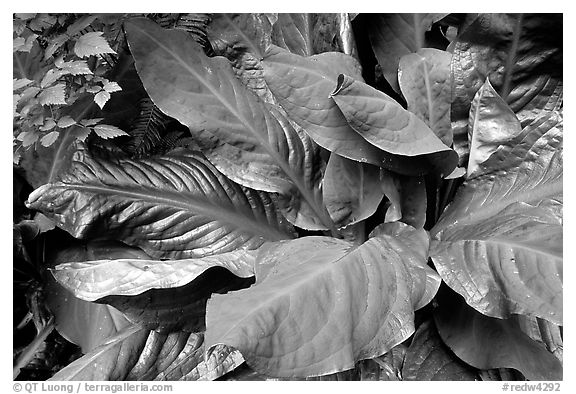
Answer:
398, 48, 452, 146
402, 320, 477, 381
263, 47, 449, 175
431, 113, 562, 323
52, 249, 257, 302
331, 74, 458, 177
205, 222, 440, 377
451, 14, 562, 161
26, 149, 292, 259
435, 298, 562, 381
367, 14, 448, 93
379, 172, 428, 229
207, 13, 276, 103
515, 315, 563, 363
50, 324, 149, 380
98, 267, 255, 332
45, 241, 147, 353
380, 169, 402, 223
323, 154, 383, 228
263, 46, 381, 163
209, 13, 275, 59
271, 13, 355, 57
126, 18, 332, 230
50, 328, 242, 381
467, 79, 522, 177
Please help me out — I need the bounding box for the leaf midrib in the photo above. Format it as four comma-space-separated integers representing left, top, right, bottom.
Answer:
59, 182, 291, 242
453, 177, 562, 229
131, 21, 333, 230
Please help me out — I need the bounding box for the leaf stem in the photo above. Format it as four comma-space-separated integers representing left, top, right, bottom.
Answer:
500, 14, 523, 101
13, 317, 55, 379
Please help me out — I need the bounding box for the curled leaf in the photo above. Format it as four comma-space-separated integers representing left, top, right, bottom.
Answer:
331, 74, 458, 177
53, 249, 257, 302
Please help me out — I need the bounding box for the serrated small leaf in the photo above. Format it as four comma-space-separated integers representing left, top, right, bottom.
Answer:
39, 119, 57, 131
80, 118, 103, 127
71, 126, 92, 142
40, 69, 67, 88
13, 78, 33, 91
94, 90, 111, 109
103, 81, 122, 93
37, 84, 67, 105
13, 37, 25, 51
57, 116, 76, 128
58, 60, 93, 75
40, 131, 60, 147
21, 131, 39, 147
74, 31, 117, 58
92, 124, 128, 139
86, 86, 102, 94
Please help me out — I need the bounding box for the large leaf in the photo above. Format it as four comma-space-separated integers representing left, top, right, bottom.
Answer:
125, 18, 332, 230
331, 74, 458, 177
271, 13, 355, 57
96, 267, 254, 332
45, 241, 148, 353
207, 13, 276, 103
435, 297, 562, 381
52, 249, 257, 301
322, 154, 383, 228
466, 79, 523, 176
50, 328, 242, 381
367, 13, 448, 93
205, 222, 440, 377
451, 13, 562, 161
431, 111, 562, 323
402, 320, 477, 381
263, 47, 452, 176
26, 148, 292, 259
398, 48, 452, 146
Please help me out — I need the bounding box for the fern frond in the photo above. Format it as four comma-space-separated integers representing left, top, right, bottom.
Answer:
174, 14, 212, 48
126, 98, 171, 158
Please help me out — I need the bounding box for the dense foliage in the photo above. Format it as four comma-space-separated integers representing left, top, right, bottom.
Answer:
13, 13, 562, 381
